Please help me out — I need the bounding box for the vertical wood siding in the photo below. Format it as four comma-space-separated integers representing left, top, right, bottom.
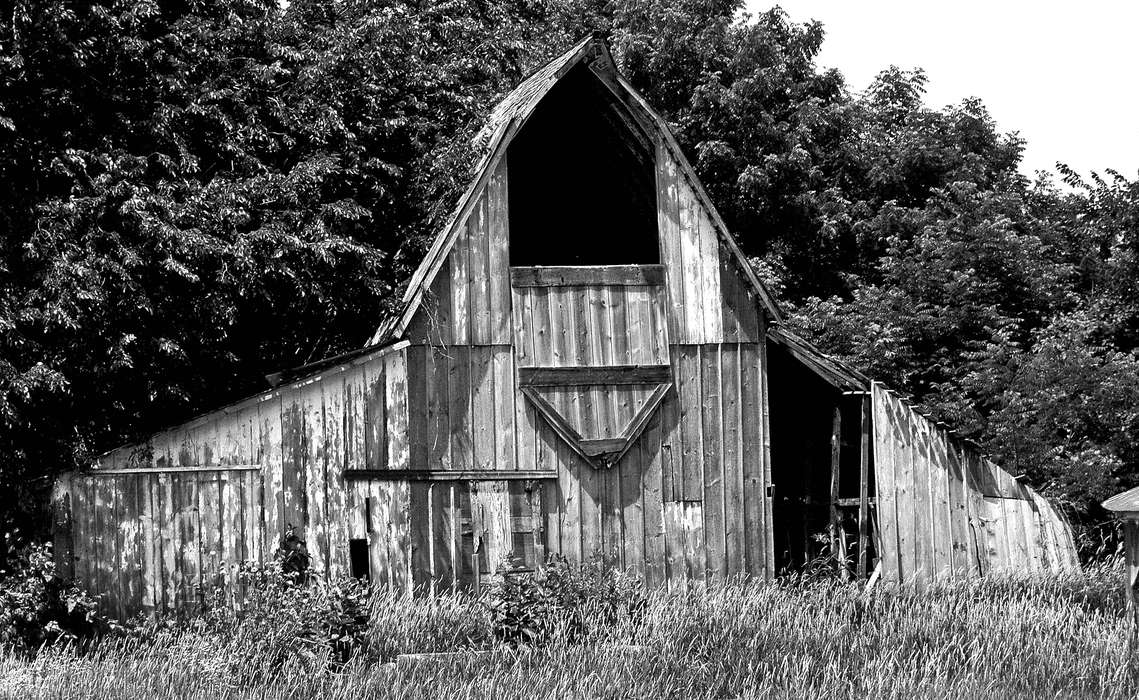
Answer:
58, 468, 263, 618
872, 382, 1079, 584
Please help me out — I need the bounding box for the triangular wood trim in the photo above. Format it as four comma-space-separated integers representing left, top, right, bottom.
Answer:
521, 382, 671, 468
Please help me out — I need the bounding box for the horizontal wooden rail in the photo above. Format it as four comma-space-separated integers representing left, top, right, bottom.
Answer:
86, 465, 261, 476
519, 364, 672, 386
510, 264, 665, 287
343, 469, 558, 481
834, 497, 877, 508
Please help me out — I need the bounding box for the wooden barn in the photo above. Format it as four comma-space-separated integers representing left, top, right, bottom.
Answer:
51, 37, 1079, 618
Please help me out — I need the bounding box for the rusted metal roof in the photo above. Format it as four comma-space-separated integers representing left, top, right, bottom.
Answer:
1103, 486, 1139, 514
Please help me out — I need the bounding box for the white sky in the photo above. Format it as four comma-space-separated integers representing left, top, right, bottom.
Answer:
745, 1, 1139, 180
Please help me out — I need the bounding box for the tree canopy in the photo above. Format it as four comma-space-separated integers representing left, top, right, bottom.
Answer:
2, 0, 1135, 550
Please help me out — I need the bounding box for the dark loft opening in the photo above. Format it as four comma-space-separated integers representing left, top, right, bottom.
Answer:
508, 63, 659, 266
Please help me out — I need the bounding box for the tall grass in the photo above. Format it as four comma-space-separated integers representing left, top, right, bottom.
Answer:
3, 564, 1136, 699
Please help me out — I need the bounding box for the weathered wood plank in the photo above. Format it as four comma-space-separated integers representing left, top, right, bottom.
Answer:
619, 437, 646, 578
555, 434, 581, 565
197, 472, 221, 599
390, 481, 411, 594
640, 407, 666, 587
430, 482, 457, 593
385, 349, 410, 470
510, 265, 667, 287
409, 482, 432, 594
872, 384, 901, 583
425, 348, 451, 470
682, 500, 706, 584
927, 419, 952, 579
600, 457, 623, 569
487, 160, 510, 344
741, 345, 765, 578
450, 214, 471, 345
139, 474, 159, 611
468, 195, 492, 345
449, 346, 473, 470
492, 348, 515, 470
518, 364, 672, 386
677, 347, 704, 502
158, 473, 176, 611
367, 482, 391, 588
721, 346, 745, 576
470, 346, 495, 470
656, 144, 685, 344
696, 205, 723, 343
700, 346, 725, 579
323, 374, 348, 577
677, 176, 705, 344
944, 435, 970, 579
406, 346, 429, 473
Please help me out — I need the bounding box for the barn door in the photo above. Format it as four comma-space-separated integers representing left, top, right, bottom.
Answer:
358, 478, 548, 594
466, 480, 546, 591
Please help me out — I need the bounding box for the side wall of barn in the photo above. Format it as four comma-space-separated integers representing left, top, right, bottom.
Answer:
53, 342, 414, 616
872, 383, 1080, 583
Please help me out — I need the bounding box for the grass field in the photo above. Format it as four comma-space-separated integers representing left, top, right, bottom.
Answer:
3, 564, 1136, 699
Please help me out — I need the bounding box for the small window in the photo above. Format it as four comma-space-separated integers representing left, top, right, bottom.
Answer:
508, 64, 659, 266
349, 538, 370, 581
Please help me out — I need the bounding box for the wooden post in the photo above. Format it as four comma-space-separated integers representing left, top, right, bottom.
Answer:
857, 395, 871, 578
51, 474, 75, 580
1126, 519, 1139, 652
830, 406, 847, 577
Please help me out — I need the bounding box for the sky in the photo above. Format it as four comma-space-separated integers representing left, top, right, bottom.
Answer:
745, 1, 1139, 180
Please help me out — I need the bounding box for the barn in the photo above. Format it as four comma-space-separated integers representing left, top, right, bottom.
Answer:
51, 37, 1079, 618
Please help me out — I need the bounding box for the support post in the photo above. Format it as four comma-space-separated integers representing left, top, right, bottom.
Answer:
830, 406, 847, 577
857, 395, 871, 578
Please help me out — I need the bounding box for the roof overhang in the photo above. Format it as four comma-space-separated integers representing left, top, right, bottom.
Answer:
766, 325, 869, 392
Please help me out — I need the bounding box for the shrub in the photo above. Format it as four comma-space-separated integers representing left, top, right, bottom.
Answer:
0, 532, 108, 656
485, 555, 646, 647
197, 561, 372, 679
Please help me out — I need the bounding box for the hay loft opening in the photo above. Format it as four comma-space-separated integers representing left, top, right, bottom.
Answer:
508, 63, 659, 266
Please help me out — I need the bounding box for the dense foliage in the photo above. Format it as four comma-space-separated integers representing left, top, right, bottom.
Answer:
1, 0, 1136, 543
0, 533, 108, 655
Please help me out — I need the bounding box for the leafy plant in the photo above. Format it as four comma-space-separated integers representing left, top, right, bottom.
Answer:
0, 532, 108, 656
485, 555, 646, 647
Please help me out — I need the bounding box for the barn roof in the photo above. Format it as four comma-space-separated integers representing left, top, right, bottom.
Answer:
767, 326, 870, 391
1103, 486, 1139, 515
366, 35, 783, 347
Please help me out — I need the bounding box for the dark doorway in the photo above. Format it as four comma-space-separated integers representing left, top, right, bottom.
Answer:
767, 343, 875, 575
508, 63, 658, 266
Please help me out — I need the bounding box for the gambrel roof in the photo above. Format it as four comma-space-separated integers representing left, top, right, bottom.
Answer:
366, 35, 782, 348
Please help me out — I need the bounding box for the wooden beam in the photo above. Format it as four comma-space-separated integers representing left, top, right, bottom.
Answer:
834, 497, 877, 508
519, 387, 594, 465
510, 265, 666, 287
857, 394, 872, 578
579, 438, 627, 457
88, 465, 261, 476
830, 406, 848, 578
343, 470, 557, 482
519, 364, 672, 387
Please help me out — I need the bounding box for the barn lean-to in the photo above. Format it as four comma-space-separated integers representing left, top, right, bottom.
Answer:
51, 37, 1078, 618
